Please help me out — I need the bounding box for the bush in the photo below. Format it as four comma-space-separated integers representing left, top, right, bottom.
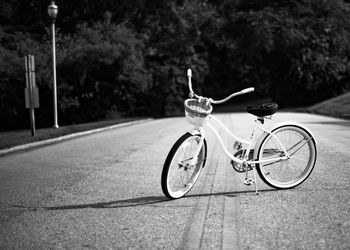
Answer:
215, 0, 350, 106
2, 0, 350, 130
56, 13, 150, 123
0, 29, 54, 130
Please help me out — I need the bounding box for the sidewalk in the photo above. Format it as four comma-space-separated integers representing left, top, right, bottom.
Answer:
0, 118, 153, 156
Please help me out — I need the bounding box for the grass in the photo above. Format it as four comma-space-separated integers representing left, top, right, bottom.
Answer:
306, 92, 350, 119
212, 93, 350, 121
1, 92, 349, 152
0, 117, 146, 151
213, 98, 272, 113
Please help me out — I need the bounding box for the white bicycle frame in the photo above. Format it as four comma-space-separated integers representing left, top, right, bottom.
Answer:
186, 68, 289, 168
188, 114, 290, 168
184, 68, 317, 194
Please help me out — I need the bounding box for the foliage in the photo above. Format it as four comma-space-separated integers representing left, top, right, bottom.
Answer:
215, 0, 350, 106
133, 0, 213, 116
57, 14, 149, 122
1, 0, 350, 130
0, 29, 53, 129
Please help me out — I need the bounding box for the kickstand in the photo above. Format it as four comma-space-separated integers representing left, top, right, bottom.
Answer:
243, 163, 259, 195
252, 166, 259, 195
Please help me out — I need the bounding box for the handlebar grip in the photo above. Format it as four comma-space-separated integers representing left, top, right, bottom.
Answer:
241, 87, 255, 94
187, 68, 192, 77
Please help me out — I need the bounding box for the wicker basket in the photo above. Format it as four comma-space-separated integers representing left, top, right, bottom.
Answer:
184, 99, 213, 127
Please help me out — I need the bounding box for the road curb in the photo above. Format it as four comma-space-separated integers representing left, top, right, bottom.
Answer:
0, 118, 153, 157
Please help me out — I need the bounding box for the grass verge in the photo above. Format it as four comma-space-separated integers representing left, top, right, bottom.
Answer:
0, 117, 146, 150
306, 92, 350, 119
2, 92, 349, 151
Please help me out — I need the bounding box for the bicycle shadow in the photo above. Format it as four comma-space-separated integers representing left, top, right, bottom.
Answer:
13, 189, 279, 211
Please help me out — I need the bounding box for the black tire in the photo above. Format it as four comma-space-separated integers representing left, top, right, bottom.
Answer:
256, 125, 317, 189
161, 133, 207, 199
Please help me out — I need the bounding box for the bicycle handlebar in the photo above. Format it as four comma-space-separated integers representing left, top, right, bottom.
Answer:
187, 68, 254, 104
241, 87, 255, 94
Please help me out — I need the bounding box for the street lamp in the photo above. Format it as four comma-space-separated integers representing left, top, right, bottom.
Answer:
48, 1, 59, 128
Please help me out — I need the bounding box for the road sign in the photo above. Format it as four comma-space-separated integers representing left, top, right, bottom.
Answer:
25, 87, 39, 108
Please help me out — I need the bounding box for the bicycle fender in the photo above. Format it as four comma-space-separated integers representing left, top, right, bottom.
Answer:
271, 121, 317, 145
252, 121, 317, 161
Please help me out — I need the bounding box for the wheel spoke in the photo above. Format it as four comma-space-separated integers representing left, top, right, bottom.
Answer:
289, 137, 312, 156
262, 159, 285, 167
291, 155, 308, 162
282, 161, 293, 182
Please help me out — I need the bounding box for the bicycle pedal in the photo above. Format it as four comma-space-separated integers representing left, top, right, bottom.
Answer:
243, 178, 255, 186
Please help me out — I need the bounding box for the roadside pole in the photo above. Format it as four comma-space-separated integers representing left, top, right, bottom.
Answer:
24, 55, 39, 136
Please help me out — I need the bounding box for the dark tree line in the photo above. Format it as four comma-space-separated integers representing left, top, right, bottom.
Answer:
1, 0, 350, 130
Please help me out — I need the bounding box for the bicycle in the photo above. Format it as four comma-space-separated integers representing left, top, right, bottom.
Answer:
161, 69, 317, 199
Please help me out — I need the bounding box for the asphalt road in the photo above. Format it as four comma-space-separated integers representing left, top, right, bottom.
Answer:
0, 112, 349, 249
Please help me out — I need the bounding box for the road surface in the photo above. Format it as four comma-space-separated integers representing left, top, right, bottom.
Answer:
0, 112, 349, 249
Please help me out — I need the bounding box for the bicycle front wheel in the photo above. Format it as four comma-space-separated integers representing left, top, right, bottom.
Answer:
161, 133, 207, 199
257, 125, 317, 189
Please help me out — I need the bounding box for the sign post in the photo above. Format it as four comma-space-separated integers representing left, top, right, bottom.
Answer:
24, 55, 39, 136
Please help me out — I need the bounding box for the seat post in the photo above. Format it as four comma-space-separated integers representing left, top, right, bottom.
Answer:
257, 117, 264, 124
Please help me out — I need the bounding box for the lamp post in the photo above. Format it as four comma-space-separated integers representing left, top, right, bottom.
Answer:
48, 1, 59, 128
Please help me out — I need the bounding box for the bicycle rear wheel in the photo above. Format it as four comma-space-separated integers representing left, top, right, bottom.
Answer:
257, 125, 317, 189
161, 133, 207, 199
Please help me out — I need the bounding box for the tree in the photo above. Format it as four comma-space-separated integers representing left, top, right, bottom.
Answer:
2, 0, 350, 130
56, 13, 149, 122
213, 0, 350, 106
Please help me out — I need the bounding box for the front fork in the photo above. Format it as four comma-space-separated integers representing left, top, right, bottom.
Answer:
188, 127, 205, 167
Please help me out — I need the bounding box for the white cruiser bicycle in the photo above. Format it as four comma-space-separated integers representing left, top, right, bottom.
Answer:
161, 69, 317, 199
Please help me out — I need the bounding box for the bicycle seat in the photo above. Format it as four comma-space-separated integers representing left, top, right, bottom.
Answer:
247, 103, 278, 117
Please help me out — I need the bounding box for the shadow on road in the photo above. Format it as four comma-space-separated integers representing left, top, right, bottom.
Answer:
12, 189, 278, 211
35, 196, 169, 210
